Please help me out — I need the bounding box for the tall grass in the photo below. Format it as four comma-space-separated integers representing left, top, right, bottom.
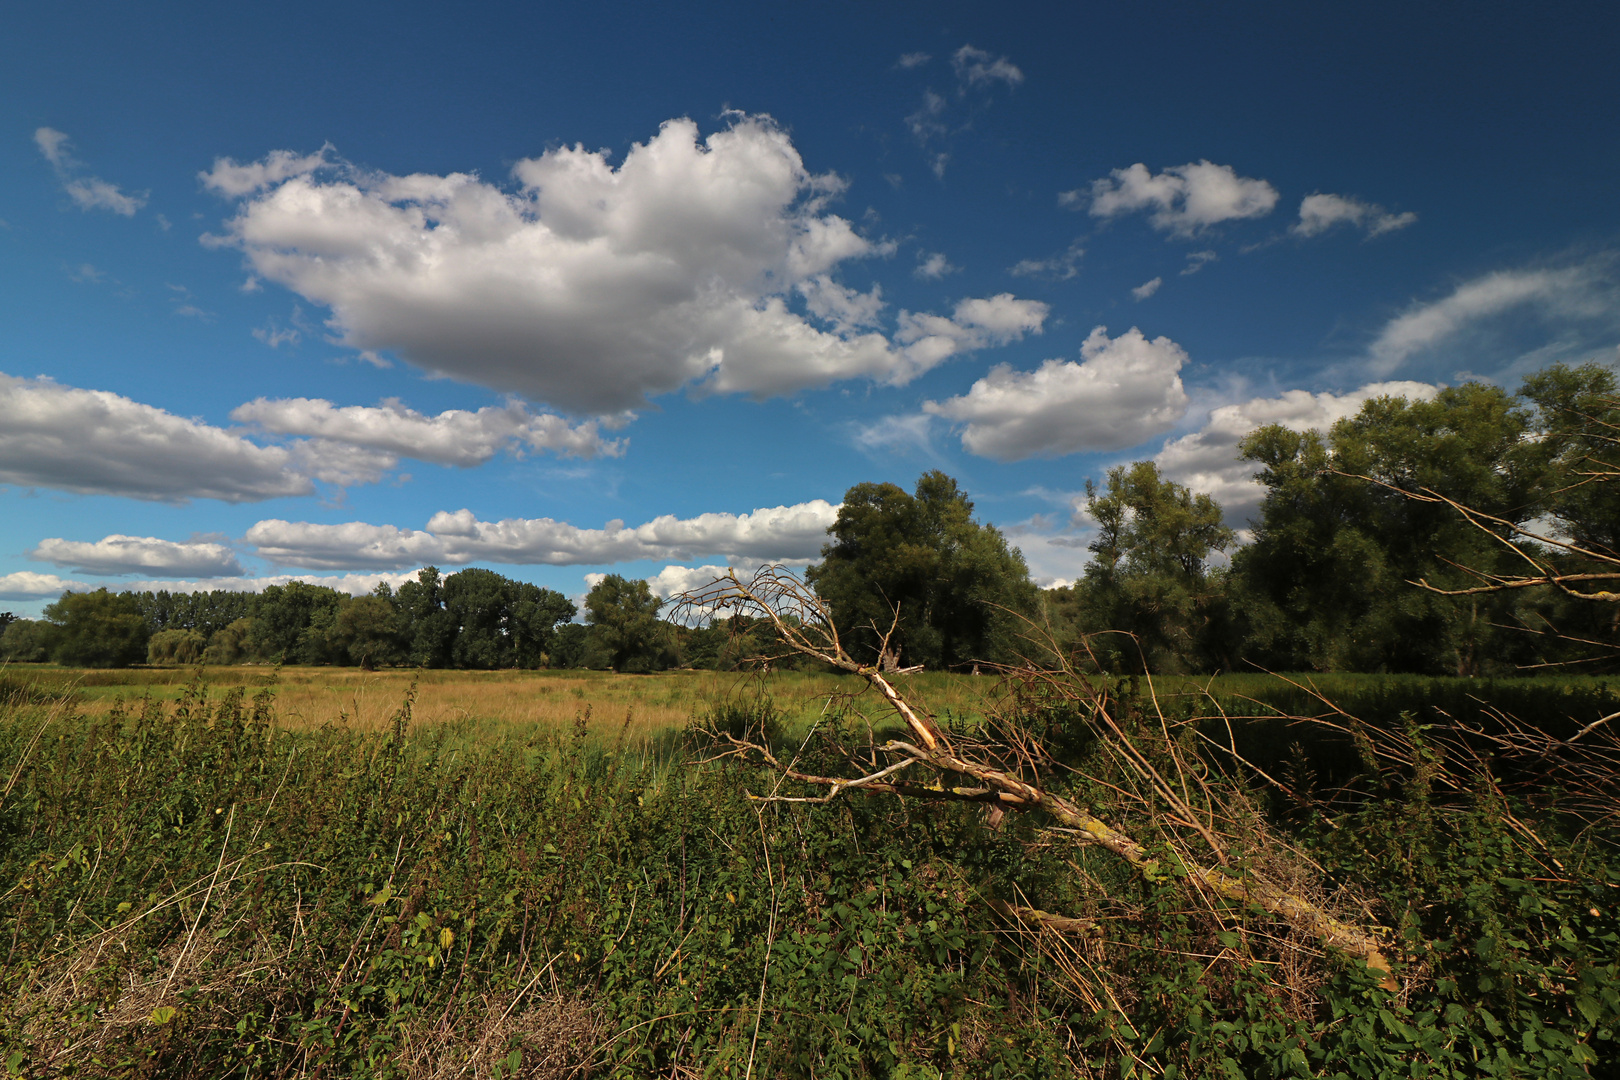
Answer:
0, 666, 1001, 745
0, 670, 1614, 1077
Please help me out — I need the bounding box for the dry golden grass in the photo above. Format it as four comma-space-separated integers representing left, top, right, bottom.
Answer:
7, 665, 997, 743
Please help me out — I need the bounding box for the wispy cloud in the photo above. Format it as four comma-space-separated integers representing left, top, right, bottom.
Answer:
34, 127, 148, 217
914, 251, 959, 279
1293, 193, 1416, 238
1009, 240, 1084, 280
852, 413, 935, 456
951, 45, 1023, 89
1180, 250, 1218, 276
901, 45, 1024, 179
1366, 264, 1611, 376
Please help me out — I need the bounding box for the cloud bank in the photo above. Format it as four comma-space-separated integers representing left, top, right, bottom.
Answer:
244, 500, 841, 571
232, 397, 626, 464
30, 535, 245, 577
0, 571, 93, 601
0, 374, 314, 503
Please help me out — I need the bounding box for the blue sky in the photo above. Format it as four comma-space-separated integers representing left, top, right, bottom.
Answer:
4, 1, 1618, 615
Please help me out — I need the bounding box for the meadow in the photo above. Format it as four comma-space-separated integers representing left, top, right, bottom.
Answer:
1, 663, 1616, 1077
0, 665, 1004, 746
7, 663, 1617, 745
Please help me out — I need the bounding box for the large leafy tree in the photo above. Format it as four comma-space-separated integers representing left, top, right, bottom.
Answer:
249, 581, 347, 665
332, 595, 407, 670
395, 567, 457, 667
1391, 363, 1620, 668
0, 619, 54, 663
442, 568, 575, 669
1059, 461, 1235, 673
1520, 363, 1620, 553
1231, 381, 1544, 674
806, 471, 1038, 669
583, 574, 677, 673
43, 589, 149, 667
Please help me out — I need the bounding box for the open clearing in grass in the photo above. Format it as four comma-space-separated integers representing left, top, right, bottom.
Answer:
0, 665, 1007, 743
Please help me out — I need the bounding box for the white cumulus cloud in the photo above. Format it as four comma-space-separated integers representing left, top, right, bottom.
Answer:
200, 147, 330, 196
0, 571, 92, 600
914, 251, 958, 279
1293, 193, 1416, 238
924, 326, 1191, 460
29, 535, 244, 577
231, 396, 626, 464
205, 116, 1040, 413
1131, 277, 1162, 301
1075, 161, 1278, 237
0, 373, 313, 502
244, 500, 841, 571
894, 293, 1048, 375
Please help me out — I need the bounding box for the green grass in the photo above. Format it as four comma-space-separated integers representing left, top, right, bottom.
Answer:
0, 670, 1616, 1077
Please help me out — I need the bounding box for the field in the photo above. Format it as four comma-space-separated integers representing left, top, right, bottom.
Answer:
0, 665, 1008, 747
8, 663, 1619, 743
1, 662, 1617, 1077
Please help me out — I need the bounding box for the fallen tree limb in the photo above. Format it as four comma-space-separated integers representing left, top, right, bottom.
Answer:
674, 567, 1397, 987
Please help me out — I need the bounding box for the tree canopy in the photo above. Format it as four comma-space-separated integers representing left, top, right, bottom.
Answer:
807, 471, 1038, 669
42, 589, 148, 668
10, 364, 1614, 677
583, 573, 677, 673
1055, 461, 1234, 673
1231, 381, 1546, 674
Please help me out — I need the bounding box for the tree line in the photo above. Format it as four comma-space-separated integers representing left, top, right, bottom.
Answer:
0, 565, 800, 674
811, 360, 1619, 677
3, 360, 1613, 675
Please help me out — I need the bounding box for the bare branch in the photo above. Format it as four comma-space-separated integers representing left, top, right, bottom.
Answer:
675, 567, 1398, 984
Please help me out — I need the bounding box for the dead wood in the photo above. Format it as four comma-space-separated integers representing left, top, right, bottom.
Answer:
672, 567, 1397, 986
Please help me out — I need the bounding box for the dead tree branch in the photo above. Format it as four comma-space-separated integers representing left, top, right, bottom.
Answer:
673, 567, 1397, 985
